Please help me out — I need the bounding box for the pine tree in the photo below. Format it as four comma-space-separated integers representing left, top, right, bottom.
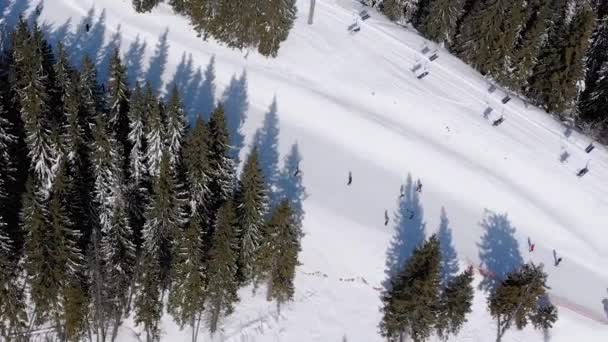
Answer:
107, 48, 132, 177
170, 0, 188, 14
183, 117, 211, 211
205, 200, 239, 334
187, 0, 216, 39
257, 0, 297, 57
207, 104, 235, 215
145, 83, 165, 178
0, 103, 27, 338
168, 211, 207, 342
506, 0, 554, 90
579, 16, 608, 122
134, 250, 163, 342
10, 19, 57, 191
383, 0, 406, 22
489, 263, 558, 342
164, 85, 186, 169
23, 160, 83, 325
235, 147, 268, 283
411, 0, 432, 28
133, 0, 162, 13
579, 62, 608, 134
529, 1, 595, 114
423, 0, 465, 47
100, 191, 136, 341
142, 152, 185, 289
379, 235, 442, 342
258, 200, 300, 310
213, 0, 259, 50
127, 82, 149, 249
455, 0, 526, 77
436, 269, 474, 341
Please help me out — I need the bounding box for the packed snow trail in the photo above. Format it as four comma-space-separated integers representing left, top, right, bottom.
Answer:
5, 0, 608, 340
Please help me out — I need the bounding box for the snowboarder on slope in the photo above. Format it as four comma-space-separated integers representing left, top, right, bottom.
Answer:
347, 171, 352, 186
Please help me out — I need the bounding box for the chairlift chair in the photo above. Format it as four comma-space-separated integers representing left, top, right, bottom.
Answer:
501, 95, 511, 104
429, 52, 439, 61
359, 10, 371, 20
417, 71, 429, 79
585, 143, 595, 153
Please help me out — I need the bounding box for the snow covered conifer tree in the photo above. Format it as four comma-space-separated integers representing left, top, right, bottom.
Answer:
235, 147, 268, 284
183, 117, 211, 211
257, 0, 297, 57
168, 211, 207, 342
107, 48, 132, 176
145, 83, 165, 178
142, 151, 185, 289
579, 16, 608, 122
134, 249, 163, 342
207, 104, 235, 216
10, 19, 57, 192
257, 200, 300, 310
423, 0, 464, 47
489, 263, 558, 342
205, 200, 239, 334
379, 235, 441, 342
164, 85, 186, 169
100, 190, 136, 341
436, 268, 474, 341
383, 0, 406, 22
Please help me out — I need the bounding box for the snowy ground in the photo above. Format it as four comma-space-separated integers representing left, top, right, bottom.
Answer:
3, 0, 608, 340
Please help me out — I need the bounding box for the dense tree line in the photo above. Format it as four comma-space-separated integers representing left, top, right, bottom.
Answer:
378, 0, 608, 141
0, 18, 303, 342
380, 234, 557, 341
132, 0, 297, 58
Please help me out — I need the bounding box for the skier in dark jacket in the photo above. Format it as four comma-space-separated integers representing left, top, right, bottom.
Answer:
384, 210, 389, 226
347, 171, 352, 186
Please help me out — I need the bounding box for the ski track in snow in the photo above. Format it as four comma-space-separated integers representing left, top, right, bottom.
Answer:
5, 0, 608, 340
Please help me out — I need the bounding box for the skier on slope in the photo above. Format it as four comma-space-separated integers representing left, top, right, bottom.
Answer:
416, 180, 422, 193
553, 249, 563, 266
528, 237, 535, 253
347, 171, 352, 186
384, 210, 389, 226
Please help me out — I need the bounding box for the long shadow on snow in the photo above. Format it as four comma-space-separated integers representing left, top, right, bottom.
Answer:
276, 142, 307, 230
124, 35, 147, 87
477, 209, 523, 292
145, 29, 169, 95
1, 0, 31, 35
437, 207, 459, 287
221, 70, 248, 166
253, 98, 280, 209
383, 174, 426, 290
168, 53, 216, 124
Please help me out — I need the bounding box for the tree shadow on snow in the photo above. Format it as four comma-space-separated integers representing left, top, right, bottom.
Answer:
437, 207, 459, 287
276, 142, 307, 230
96, 24, 122, 85
145, 29, 169, 95
1, 0, 31, 35
602, 295, 608, 321
253, 98, 280, 209
124, 35, 147, 87
383, 174, 426, 290
221, 70, 248, 166
477, 209, 523, 292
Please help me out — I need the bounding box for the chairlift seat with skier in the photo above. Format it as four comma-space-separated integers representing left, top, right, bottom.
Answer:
585, 143, 595, 153
359, 10, 371, 20
417, 71, 429, 79
577, 166, 589, 177
493, 116, 505, 126
429, 52, 439, 61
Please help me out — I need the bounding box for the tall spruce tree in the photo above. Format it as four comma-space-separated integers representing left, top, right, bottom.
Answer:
205, 200, 239, 334
100, 190, 136, 342
257, 0, 297, 57
257, 200, 300, 310
579, 16, 608, 122
235, 147, 268, 284
423, 0, 465, 47
183, 117, 211, 211
145, 83, 165, 178
142, 152, 185, 289
127, 82, 149, 248
133, 0, 162, 13
379, 235, 442, 342
168, 210, 207, 342
529, 1, 595, 114
456, 0, 526, 77
164, 85, 186, 169
187, 0, 216, 39
207, 104, 235, 216
107, 48, 132, 177
489, 263, 558, 342
436, 269, 474, 341
134, 250, 163, 342
10, 19, 58, 192
579, 60, 608, 135
383, 0, 406, 22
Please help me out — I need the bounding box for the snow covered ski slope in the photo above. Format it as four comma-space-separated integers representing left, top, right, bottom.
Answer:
5, 0, 608, 340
